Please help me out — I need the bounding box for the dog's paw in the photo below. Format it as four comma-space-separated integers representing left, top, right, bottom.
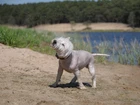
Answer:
50, 83, 58, 88
78, 86, 87, 90
92, 85, 96, 89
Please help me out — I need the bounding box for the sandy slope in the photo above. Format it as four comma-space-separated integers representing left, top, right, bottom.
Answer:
33, 23, 132, 32
0, 43, 140, 105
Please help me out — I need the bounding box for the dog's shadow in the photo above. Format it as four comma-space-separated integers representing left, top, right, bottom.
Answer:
49, 82, 92, 88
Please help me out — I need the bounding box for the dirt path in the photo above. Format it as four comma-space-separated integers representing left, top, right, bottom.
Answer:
0, 44, 140, 105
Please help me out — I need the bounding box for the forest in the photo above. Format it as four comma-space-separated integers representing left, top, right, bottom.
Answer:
0, 0, 140, 27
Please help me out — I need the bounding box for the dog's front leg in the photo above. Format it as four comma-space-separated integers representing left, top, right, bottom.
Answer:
52, 65, 63, 87
74, 70, 86, 89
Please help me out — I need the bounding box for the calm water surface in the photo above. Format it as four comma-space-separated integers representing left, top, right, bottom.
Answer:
80, 32, 140, 45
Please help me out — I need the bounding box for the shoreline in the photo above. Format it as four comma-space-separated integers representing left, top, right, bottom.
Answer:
33, 23, 136, 32
2, 23, 140, 32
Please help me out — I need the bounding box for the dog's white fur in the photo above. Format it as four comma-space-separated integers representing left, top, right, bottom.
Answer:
51, 37, 109, 89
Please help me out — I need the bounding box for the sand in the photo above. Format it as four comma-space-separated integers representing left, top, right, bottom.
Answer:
0, 43, 140, 105
33, 23, 132, 32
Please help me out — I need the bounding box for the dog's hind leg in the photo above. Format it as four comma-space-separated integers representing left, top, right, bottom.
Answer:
88, 63, 96, 88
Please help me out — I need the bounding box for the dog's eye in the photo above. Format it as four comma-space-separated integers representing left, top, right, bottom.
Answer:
62, 44, 65, 46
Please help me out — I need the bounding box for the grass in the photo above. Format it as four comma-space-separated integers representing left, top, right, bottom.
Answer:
0, 26, 93, 57
93, 38, 140, 65
0, 26, 55, 55
70, 34, 92, 52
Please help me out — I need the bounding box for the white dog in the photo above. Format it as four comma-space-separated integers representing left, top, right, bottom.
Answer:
51, 37, 109, 89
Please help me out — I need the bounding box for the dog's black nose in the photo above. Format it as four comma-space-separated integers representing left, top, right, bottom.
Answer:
53, 40, 57, 45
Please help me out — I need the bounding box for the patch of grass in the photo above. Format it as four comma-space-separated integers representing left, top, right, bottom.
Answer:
66, 33, 92, 52
0, 26, 55, 55
94, 38, 140, 65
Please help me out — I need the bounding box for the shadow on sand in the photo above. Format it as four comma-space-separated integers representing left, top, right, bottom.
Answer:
49, 82, 92, 88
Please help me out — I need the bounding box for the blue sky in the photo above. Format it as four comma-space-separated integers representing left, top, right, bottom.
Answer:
0, 0, 63, 5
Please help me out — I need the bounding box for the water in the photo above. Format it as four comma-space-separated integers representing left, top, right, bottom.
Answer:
80, 32, 140, 45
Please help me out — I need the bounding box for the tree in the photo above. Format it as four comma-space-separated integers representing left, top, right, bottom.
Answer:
8, 16, 16, 25
83, 20, 92, 30
70, 21, 76, 31
128, 11, 135, 28
0, 0, 140, 27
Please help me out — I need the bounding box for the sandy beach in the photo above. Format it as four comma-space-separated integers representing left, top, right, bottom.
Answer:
33, 23, 133, 32
0, 43, 140, 105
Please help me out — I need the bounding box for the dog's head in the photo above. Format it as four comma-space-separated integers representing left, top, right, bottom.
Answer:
51, 37, 73, 58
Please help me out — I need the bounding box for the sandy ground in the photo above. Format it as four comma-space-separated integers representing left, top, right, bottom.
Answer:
0, 43, 140, 105
33, 23, 132, 32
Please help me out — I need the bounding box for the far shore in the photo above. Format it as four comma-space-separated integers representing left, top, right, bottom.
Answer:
33, 23, 136, 32
3, 23, 140, 32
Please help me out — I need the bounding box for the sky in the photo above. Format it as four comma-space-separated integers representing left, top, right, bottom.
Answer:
0, 0, 64, 5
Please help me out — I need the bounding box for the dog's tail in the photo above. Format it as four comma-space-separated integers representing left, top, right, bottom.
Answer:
92, 53, 110, 57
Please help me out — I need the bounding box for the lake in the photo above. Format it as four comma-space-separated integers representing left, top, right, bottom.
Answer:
80, 32, 140, 45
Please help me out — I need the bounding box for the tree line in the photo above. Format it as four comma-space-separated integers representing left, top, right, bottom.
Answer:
0, 0, 140, 27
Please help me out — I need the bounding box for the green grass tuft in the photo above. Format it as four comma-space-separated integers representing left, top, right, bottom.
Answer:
94, 38, 140, 65
0, 26, 55, 55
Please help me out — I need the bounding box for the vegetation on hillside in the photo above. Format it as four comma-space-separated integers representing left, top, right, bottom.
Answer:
0, 26, 55, 55
0, 0, 140, 27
